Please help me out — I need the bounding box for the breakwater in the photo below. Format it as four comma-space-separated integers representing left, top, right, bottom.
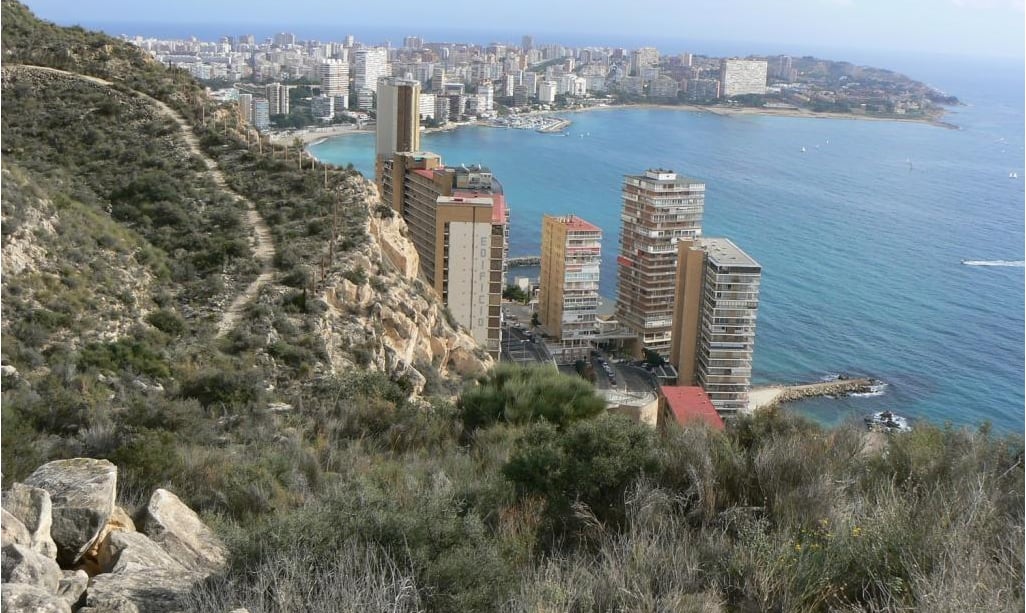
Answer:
508, 256, 540, 266
750, 377, 881, 411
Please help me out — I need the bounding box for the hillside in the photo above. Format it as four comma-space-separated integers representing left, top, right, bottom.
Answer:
1, 2, 1022, 612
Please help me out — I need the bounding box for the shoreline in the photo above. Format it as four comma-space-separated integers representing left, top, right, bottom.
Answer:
546, 102, 958, 130
301, 101, 956, 151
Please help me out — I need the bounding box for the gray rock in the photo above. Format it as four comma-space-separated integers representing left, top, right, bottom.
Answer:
99, 531, 186, 575
1, 543, 62, 592
57, 569, 89, 607
1, 508, 31, 548
23, 458, 117, 566
1, 582, 72, 613
140, 489, 226, 572
3, 482, 58, 559
83, 567, 203, 613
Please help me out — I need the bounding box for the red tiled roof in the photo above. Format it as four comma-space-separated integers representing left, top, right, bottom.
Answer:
661, 386, 724, 430
412, 169, 435, 179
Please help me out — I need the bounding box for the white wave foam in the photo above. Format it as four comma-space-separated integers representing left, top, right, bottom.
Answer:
962, 260, 1025, 267
850, 383, 888, 398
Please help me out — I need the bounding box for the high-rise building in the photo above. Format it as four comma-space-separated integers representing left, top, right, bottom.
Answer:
375, 78, 421, 167
720, 59, 768, 97
403, 35, 423, 49
477, 81, 494, 112
379, 152, 509, 357
539, 215, 602, 361
433, 96, 450, 124
311, 95, 334, 120
430, 67, 446, 93
670, 238, 761, 415
319, 59, 349, 97
252, 98, 270, 130
512, 84, 529, 107
353, 47, 389, 98
630, 47, 659, 75
522, 35, 534, 51
616, 169, 705, 356
265, 82, 291, 116
237, 92, 253, 123
538, 80, 557, 103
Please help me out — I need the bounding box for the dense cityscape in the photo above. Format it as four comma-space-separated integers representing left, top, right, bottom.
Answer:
124, 30, 959, 136
1, 0, 1022, 610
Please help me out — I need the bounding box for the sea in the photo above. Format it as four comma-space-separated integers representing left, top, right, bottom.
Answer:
306, 52, 1025, 433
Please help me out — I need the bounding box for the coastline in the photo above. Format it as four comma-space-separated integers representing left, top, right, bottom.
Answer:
301, 102, 956, 151
547, 102, 958, 130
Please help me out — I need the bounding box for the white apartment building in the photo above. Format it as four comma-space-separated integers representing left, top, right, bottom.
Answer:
720, 59, 768, 97
353, 47, 389, 99
319, 59, 349, 97
538, 80, 557, 103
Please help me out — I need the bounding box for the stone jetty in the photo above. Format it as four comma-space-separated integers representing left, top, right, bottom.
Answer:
749, 377, 880, 411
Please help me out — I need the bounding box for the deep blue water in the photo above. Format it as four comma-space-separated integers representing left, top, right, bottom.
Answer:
310, 56, 1025, 432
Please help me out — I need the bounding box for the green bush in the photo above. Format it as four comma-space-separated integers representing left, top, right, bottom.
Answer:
458, 365, 605, 431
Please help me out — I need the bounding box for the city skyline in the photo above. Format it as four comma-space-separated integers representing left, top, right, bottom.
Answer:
22, 0, 1026, 59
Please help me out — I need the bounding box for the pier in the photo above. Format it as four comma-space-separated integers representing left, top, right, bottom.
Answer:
748, 377, 879, 411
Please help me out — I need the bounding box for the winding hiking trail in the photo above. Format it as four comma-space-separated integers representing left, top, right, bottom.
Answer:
15, 65, 276, 337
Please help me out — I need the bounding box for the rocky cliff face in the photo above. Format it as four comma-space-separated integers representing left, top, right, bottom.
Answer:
317, 176, 492, 395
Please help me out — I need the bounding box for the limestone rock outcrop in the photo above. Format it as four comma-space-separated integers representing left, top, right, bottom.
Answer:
139, 489, 226, 572
3, 482, 58, 559
1, 582, 72, 613
23, 458, 117, 567
4, 459, 226, 613
2, 543, 62, 592
317, 175, 492, 395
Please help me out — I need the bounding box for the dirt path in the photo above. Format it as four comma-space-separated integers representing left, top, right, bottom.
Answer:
15, 65, 275, 338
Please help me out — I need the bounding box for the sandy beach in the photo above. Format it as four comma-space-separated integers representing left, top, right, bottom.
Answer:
748, 386, 785, 412
270, 124, 373, 145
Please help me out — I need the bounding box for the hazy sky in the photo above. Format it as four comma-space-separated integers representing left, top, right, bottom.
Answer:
23, 0, 1026, 58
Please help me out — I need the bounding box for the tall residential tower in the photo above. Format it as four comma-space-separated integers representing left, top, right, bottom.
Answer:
379, 152, 509, 357
539, 215, 602, 362
616, 169, 705, 356
375, 78, 421, 171
670, 238, 761, 415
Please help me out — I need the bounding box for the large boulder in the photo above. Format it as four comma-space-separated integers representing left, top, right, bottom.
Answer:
1, 543, 62, 592
80, 505, 138, 576
23, 458, 117, 566
98, 531, 185, 575
3, 482, 58, 559
82, 531, 199, 613
82, 566, 203, 613
1, 508, 31, 548
57, 569, 89, 607
1, 582, 72, 613
140, 489, 226, 572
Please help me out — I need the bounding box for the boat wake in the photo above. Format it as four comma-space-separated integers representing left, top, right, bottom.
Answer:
961, 260, 1025, 267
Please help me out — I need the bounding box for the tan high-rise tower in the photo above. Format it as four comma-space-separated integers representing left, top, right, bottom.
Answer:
616, 169, 705, 357
375, 78, 421, 185
539, 215, 602, 361
379, 152, 508, 358
670, 238, 761, 415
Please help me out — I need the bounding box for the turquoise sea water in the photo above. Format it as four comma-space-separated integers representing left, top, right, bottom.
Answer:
310, 58, 1025, 432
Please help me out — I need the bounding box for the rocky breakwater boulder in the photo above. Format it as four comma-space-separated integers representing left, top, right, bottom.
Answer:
2, 459, 227, 613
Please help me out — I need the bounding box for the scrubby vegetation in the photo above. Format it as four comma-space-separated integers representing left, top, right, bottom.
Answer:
1, 3, 1022, 612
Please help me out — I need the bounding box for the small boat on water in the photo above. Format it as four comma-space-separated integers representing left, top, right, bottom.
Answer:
864, 411, 912, 433
801, 146, 806, 152
1009, 171, 1018, 179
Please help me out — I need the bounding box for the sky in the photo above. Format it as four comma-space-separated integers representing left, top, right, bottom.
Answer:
22, 0, 1026, 59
